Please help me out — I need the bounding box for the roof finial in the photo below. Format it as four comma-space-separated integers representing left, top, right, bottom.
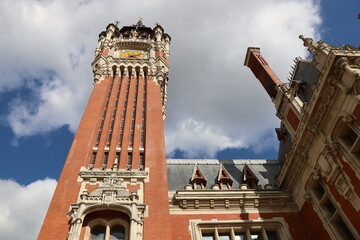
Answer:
136, 17, 144, 28
114, 19, 120, 27
155, 21, 161, 26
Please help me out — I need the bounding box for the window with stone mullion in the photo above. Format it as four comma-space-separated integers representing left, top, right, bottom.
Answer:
202, 227, 278, 240
91, 224, 125, 240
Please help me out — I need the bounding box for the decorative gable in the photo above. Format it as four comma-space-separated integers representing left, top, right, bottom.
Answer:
243, 164, 259, 189
217, 164, 233, 189
190, 165, 207, 190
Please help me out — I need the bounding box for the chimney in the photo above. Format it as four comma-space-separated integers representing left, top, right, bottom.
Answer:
244, 47, 282, 99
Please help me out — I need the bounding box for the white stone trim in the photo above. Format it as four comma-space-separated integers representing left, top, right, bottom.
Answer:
189, 217, 293, 240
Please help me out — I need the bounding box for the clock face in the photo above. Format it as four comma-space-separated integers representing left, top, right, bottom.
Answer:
119, 51, 145, 59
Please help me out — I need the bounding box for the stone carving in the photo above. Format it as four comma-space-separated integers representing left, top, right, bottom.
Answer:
278, 78, 337, 190
66, 174, 146, 240
343, 114, 355, 123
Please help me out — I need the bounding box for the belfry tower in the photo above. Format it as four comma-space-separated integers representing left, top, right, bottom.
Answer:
38, 20, 171, 240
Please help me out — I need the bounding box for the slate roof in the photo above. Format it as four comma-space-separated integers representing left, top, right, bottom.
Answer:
167, 159, 281, 190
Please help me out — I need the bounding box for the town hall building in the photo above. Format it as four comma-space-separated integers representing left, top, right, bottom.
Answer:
38, 20, 360, 240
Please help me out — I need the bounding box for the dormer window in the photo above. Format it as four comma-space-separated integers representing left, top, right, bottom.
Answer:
243, 164, 259, 189
191, 165, 207, 190
194, 182, 203, 190
217, 164, 233, 190
291, 80, 306, 96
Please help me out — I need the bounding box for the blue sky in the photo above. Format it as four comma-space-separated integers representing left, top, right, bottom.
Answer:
0, 1, 358, 239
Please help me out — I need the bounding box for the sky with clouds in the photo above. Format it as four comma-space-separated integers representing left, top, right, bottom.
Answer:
0, 0, 359, 239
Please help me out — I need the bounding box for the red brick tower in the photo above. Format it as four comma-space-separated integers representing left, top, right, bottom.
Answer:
38, 20, 171, 240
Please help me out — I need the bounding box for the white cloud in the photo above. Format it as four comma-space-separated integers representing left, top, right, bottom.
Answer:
0, 178, 57, 240
166, 118, 247, 158
7, 76, 84, 142
0, 0, 322, 157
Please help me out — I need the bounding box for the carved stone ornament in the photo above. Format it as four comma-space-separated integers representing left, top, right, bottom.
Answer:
335, 57, 349, 70
278, 80, 337, 190
342, 114, 355, 123
304, 193, 312, 202
318, 155, 331, 174
353, 75, 360, 98
66, 175, 146, 240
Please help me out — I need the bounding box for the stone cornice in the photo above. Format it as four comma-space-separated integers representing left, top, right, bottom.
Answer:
170, 189, 296, 211
78, 167, 149, 182
112, 39, 153, 51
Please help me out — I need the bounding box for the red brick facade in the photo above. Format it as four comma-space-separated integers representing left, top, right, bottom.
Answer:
39, 23, 360, 240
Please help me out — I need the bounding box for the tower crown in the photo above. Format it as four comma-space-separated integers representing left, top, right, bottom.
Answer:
93, 21, 171, 117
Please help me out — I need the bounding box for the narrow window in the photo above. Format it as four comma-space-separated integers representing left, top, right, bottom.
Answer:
127, 152, 132, 166
312, 181, 325, 200
266, 231, 278, 240
103, 152, 108, 164
91, 152, 96, 164
91, 225, 106, 240
234, 233, 246, 240
218, 234, 230, 240
139, 153, 144, 166
202, 234, 214, 240
140, 132, 145, 143
108, 132, 113, 142
332, 215, 356, 240
96, 131, 102, 141
110, 225, 125, 240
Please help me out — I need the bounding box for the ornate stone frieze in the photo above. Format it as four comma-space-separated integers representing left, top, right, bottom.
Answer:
171, 190, 296, 211
79, 168, 149, 180
67, 173, 147, 240
277, 75, 337, 190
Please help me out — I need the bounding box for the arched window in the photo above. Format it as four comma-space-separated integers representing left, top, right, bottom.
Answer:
91, 225, 106, 240
110, 225, 125, 240
83, 210, 130, 240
